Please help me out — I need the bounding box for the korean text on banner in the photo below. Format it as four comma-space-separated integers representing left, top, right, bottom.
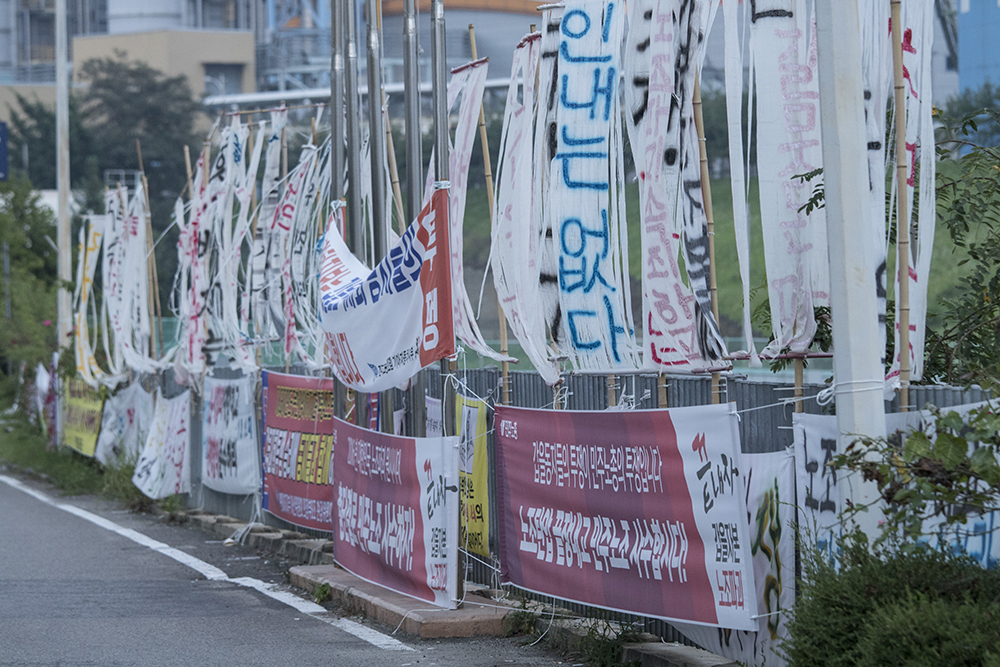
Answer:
320, 188, 453, 393
495, 404, 757, 630
261, 371, 337, 532
674, 450, 797, 667
133, 389, 192, 499
202, 375, 261, 495
794, 407, 1000, 569
456, 394, 491, 559
333, 417, 459, 608
64, 378, 104, 457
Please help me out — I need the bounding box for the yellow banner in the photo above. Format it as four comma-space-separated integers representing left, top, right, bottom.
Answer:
64, 378, 104, 457
456, 394, 490, 559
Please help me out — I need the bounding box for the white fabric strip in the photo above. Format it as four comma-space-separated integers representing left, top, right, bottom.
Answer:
751, 0, 829, 356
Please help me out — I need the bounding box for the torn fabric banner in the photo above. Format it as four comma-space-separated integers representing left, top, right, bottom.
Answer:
333, 416, 460, 608
133, 389, 192, 499
491, 31, 558, 383
73, 213, 107, 387
94, 381, 155, 466
319, 188, 454, 393
202, 375, 261, 495
495, 403, 757, 630
432, 57, 513, 363
624, 0, 728, 370
541, 0, 641, 375
750, 0, 829, 356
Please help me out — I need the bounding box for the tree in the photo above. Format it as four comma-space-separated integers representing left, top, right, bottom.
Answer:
0, 175, 60, 376
77, 53, 204, 211
943, 81, 1000, 149
926, 107, 1000, 390
77, 53, 206, 308
7, 93, 99, 194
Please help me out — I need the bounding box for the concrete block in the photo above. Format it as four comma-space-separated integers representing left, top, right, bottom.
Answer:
621, 642, 739, 667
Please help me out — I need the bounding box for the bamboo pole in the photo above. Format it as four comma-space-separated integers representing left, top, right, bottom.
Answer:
693, 73, 721, 405
890, 0, 911, 412
383, 94, 407, 234
136, 141, 165, 359
468, 24, 512, 406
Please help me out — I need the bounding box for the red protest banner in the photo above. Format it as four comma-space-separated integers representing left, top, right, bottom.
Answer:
495, 403, 757, 630
333, 417, 459, 608
261, 371, 337, 531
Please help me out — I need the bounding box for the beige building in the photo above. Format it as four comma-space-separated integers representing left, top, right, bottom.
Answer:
72, 29, 254, 98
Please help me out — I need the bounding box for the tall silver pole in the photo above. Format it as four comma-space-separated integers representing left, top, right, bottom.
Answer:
430, 0, 448, 183
344, 0, 363, 256
331, 0, 345, 201
403, 0, 421, 221
365, 0, 387, 262
56, 0, 71, 352
815, 0, 887, 536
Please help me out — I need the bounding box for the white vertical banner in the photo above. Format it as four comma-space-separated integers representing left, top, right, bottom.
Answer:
750, 0, 829, 356
133, 389, 192, 499
201, 375, 262, 495
425, 396, 443, 437
624, 0, 728, 370
492, 31, 558, 383
545, 0, 641, 374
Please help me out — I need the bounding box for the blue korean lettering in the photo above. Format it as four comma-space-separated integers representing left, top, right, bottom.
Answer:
554, 151, 609, 190
603, 294, 628, 363
559, 211, 612, 294
560, 66, 616, 121
567, 310, 600, 350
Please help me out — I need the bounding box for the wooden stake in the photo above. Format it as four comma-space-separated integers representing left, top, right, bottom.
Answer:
183, 145, 195, 203
469, 24, 512, 406
693, 72, 722, 405
891, 0, 911, 412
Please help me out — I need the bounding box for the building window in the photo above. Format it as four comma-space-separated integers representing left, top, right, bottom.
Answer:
204, 63, 243, 95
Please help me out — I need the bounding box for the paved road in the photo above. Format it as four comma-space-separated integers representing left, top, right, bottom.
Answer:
0, 473, 566, 667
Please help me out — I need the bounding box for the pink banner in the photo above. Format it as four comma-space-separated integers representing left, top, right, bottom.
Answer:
495, 404, 757, 630
261, 371, 337, 531
332, 417, 459, 608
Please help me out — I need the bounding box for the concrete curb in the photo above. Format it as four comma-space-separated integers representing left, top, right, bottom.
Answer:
179, 510, 738, 664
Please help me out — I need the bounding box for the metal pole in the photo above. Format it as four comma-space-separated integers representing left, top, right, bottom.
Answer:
56, 0, 71, 353
344, 0, 364, 255
365, 0, 387, 262
815, 0, 887, 533
403, 0, 422, 222
890, 0, 911, 412
331, 0, 345, 202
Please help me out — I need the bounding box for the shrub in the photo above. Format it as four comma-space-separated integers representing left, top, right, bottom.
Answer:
784, 533, 1000, 667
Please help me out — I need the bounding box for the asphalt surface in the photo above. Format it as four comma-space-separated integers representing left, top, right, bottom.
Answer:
0, 470, 569, 666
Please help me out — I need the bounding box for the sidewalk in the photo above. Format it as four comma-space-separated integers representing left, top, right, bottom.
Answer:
187, 510, 737, 666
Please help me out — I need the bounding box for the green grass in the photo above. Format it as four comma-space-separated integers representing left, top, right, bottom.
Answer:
0, 416, 105, 495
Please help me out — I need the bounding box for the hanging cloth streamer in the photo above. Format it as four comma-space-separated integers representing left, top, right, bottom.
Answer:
541, 0, 641, 375
425, 58, 514, 363
750, 0, 829, 357
624, 0, 728, 371
491, 31, 560, 383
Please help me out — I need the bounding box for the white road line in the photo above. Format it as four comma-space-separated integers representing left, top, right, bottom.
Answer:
0, 474, 413, 652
